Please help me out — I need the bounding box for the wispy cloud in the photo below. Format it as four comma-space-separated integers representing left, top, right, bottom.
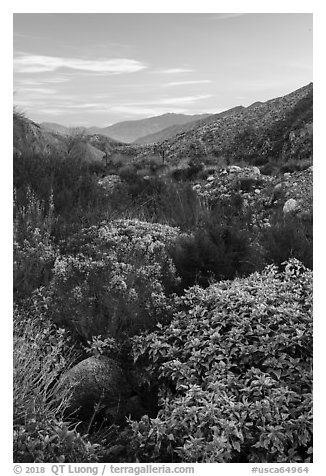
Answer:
14, 53, 147, 74
109, 94, 212, 117
37, 108, 65, 116
15, 79, 43, 86
157, 95, 212, 105
210, 13, 247, 21
164, 80, 212, 87
22, 87, 57, 95
59, 103, 105, 110
117, 95, 212, 107
110, 105, 189, 116
154, 68, 194, 74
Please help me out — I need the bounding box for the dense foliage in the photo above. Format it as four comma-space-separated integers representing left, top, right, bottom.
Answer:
41, 220, 181, 340
127, 260, 312, 463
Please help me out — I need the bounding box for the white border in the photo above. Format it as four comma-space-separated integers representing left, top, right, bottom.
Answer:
2, 2, 322, 475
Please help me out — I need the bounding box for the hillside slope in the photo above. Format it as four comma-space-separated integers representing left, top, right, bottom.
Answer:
158, 83, 313, 167
14, 112, 67, 157
89, 113, 210, 143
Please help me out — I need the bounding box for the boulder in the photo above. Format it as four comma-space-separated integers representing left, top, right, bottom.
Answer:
283, 198, 298, 215
251, 166, 261, 176
228, 165, 242, 173
273, 183, 283, 193
60, 356, 133, 423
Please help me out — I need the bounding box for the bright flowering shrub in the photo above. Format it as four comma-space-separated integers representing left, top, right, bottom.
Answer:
13, 189, 57, 299
14, 228, 57, 299
128, 259, 312, 463
44, 220, 181, 340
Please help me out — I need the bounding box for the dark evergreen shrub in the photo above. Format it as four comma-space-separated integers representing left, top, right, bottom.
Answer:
261, 212, 313, 269
169, 217, 261, 289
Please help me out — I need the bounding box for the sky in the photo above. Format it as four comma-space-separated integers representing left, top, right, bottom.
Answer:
13, 13, 313, 127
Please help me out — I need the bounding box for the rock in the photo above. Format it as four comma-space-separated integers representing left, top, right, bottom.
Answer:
254, 189, 261, 194
207, 175, 215, 181
274, 183, 283, 193
308, 166, 313, 172
98, 175, 121, 193
284, 173, 291, 178
228, 165, 242, 173
252, 166, 261, 175
283, 198, 298, 215
60, 356, 133, 423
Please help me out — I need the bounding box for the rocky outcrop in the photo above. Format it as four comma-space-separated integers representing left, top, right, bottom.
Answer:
190, 165, 312, 228
98, 175, 122, 194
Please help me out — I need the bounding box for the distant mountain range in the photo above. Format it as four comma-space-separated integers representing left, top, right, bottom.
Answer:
41, 113, 211, 144
15, 83, 313, 170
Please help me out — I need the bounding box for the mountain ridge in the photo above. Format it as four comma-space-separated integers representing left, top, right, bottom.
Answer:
41, 113, 211, 144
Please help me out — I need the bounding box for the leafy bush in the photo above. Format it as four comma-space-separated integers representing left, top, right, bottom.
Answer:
128, 260, 312, 463
43, 220, 181, 340
13, 307, 101, 462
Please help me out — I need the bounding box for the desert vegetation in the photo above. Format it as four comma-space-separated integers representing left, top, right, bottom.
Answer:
13, 81, 313, 465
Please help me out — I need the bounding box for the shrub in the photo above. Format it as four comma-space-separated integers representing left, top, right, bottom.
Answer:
169, 214, 262, 289
43, 220, 181, 341
109, 178, 206, 232
118, 165, 139, 182
235, 176, 262, 192
171, 162, 204, 182
280, 160, 312, 174
13, 189, 58, 299
261, 213, 313, 269
259, 163, 275, 176
128, 260, 313, 463
14, 151, 113, 243
13, 307, 101, 463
